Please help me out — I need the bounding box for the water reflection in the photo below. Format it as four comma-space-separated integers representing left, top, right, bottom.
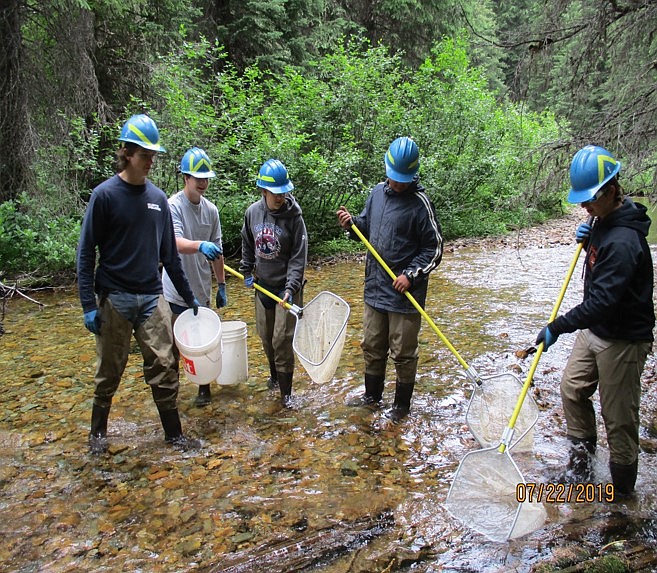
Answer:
0, 236, 656, 572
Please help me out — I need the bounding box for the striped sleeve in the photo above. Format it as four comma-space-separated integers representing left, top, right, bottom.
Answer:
407, 190, 443, 278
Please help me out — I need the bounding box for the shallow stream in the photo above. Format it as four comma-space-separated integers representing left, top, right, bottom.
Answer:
1, 220, 656, 572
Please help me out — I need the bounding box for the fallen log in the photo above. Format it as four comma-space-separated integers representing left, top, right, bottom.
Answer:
207, 511, 395, 573
0, 280, 46, 307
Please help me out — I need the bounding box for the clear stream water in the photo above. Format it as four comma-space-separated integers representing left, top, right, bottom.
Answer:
1, 213, 656, 572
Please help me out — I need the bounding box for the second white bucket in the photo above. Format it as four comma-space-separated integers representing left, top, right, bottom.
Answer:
216, 320, 248, 386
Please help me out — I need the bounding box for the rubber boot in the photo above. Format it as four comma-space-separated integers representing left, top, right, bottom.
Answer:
349, 374, 385, 407
386, 381, 415, 423
158, 408, 201, 451
194, 384, 212, 407
88, 403, 110, 455
557, 436, 596, 483
267, 361, 279, 390
610, 459, 638, 497
277, 372, 293, 408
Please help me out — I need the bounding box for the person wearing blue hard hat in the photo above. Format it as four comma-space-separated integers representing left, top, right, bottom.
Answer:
240, 159, 308, 407
77, 114, 201, 454
163, 147, 227, 407
337, 137, 443, 422
535, 145, 654, 495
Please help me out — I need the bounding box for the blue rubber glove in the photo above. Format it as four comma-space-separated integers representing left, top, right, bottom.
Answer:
575, 222, 592, 244
535, 325, 558, 351
192, 298, 199, 316
244, 274, 254, 288
83, 310, 101, 334
198, 241, 222, 261
216, 283, 227, 308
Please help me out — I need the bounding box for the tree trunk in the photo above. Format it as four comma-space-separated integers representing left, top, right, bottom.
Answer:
0, 0, 31, 203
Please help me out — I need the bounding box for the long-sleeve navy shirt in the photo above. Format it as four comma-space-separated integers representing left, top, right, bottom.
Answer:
77, 174, 195, 313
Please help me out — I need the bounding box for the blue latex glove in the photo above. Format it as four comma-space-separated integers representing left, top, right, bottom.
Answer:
244, 274, 254, 288
535, 325, 558, 350
83, 310, 101, 334
216, 283, 227, 308
575, 222, 592, 244
192, 298, 199, 316
198, 241, 222, 261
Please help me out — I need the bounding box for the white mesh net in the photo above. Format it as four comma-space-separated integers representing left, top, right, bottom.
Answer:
292, 291, 350, 384
465, 373, 539, 451
445, 447, 547, 542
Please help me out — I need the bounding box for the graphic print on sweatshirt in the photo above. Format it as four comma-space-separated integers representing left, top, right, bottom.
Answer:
254, 222, 282, 260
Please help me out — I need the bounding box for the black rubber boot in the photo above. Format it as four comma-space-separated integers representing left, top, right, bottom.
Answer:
385, 382, 415, 423
267, 361, 279, 390
194, 384, 212, 407
88, 403, 110, 455
610, 459, 638, 497
557, 436, 596, 483
277, 372, 293, 408
349, 374, 385, 407
158, 408, 201, 451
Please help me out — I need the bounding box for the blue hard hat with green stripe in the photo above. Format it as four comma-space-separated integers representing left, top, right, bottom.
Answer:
568, 145, 621, 203
180, 147, 215, 178
256, 159, 294, 194
119, 114, 166, 152
385, 137, 419, 183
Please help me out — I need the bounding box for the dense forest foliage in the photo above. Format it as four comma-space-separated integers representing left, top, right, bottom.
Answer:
1, 0, 656, 282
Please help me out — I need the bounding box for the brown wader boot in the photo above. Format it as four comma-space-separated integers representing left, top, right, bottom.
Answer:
385, 381, 415, 423
194, 384, 212, 407
152, 385, 201, 450
557, 436, 596, 483
267, 361, 279, 390
610, 459, 638, 497
349, 374, 385, 407
277, 372, 293, 408
158, 407, 202, 451
89, 403, 111, 455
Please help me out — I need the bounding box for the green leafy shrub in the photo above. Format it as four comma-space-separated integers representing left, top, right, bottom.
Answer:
144, 36, 561, 249
8, 34, 563, 282
0, 196, 80, 280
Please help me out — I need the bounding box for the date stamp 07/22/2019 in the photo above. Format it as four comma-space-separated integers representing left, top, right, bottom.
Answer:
516, 482, 615, 504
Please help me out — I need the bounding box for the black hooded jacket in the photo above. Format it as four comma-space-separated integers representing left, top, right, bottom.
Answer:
550, 198, 655, 342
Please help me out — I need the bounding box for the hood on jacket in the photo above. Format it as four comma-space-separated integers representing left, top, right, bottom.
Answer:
602, 198, 651, 237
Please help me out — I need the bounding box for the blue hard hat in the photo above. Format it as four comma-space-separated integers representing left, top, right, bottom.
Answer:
180, 147, 216, 178
256, 159, 294, 194
385, 137, 419, 183
568, 145, 621, 203
119, 114, 166, 152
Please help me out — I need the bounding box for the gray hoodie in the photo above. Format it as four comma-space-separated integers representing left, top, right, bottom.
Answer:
240, 194, 307, 295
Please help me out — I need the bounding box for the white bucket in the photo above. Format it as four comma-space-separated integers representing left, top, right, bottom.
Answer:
173, 307, 223, 385
216, 320, 248, 386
